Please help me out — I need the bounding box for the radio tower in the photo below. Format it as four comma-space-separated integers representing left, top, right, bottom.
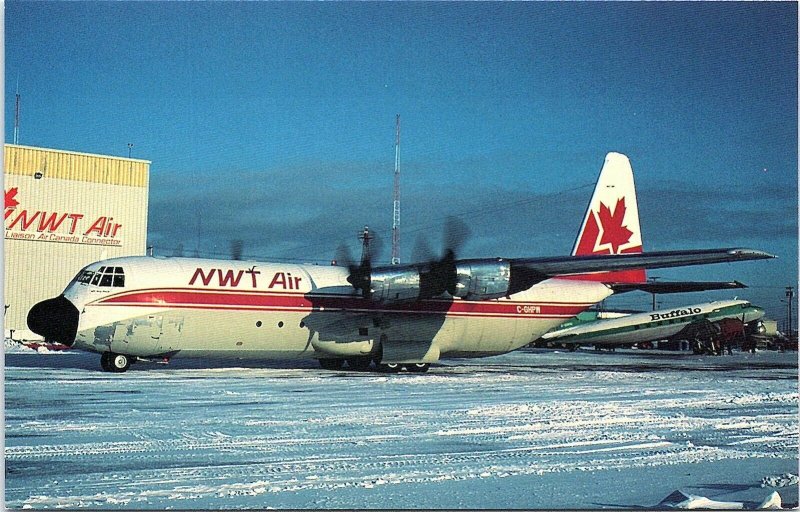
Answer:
391, 114, 401, 265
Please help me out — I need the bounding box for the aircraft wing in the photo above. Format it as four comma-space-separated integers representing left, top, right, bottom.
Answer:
347, 248, 773, 304
507, 248, 774, 294
606, 280, 746, 294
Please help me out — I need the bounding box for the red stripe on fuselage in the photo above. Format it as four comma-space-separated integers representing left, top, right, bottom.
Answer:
92, 289, 591, 318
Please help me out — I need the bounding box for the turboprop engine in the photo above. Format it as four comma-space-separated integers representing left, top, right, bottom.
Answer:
368, 266, 423, 303
452, 260, 511, 300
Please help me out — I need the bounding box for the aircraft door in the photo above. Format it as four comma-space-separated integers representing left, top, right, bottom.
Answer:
155, 314, 184, 354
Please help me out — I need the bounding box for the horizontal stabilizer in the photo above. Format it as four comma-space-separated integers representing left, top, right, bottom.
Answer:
607, 280, 746, 294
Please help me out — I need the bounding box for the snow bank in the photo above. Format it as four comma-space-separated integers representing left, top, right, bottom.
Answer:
660, 490, 744, 509
659, 489, 783, 510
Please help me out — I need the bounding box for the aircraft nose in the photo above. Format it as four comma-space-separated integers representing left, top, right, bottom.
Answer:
27, 295, 79, 346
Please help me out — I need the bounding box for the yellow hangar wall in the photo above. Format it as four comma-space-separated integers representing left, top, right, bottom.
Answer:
4, 144, 150, 339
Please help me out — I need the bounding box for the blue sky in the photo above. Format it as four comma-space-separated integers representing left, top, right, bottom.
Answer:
5, 2, 797, 321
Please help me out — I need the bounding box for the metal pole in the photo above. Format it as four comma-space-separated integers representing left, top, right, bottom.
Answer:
649, 276, 660, 311
391, 115, 401, 265
786, 287, 794, 338
14, 75, 20, 144
14, 92, 20, 145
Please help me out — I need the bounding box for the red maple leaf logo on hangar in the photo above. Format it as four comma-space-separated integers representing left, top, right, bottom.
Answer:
597, 198, 633, 254
5, 188, 19, 209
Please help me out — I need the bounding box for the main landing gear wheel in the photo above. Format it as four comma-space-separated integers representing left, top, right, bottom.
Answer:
406, 363, 430, 373
319, 358, 344, 370
101, 352, 131, 373
377, 362, 401, 373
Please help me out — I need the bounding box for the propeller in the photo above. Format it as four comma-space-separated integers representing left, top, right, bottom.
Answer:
336, 227, 383, 298
417, 216, 472, 298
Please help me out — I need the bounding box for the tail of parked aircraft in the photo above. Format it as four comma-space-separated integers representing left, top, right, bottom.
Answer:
571, 152, 646, 283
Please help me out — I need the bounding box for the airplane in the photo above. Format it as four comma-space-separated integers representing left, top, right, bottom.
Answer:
26, 152, 774, 373
541, 299, 766, 352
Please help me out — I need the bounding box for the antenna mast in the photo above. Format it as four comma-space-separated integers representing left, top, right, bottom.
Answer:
391, 114, 401, 265
359, 225, 373, 265
14, 77, 20, 145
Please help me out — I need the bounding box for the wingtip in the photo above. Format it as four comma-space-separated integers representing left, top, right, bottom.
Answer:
727, 248, 777, 259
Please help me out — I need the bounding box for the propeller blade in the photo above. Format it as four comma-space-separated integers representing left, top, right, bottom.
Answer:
335, 243, 355, 269
412, 234, 435, 263
443, 216, 470, 258
368, 230, 384, 266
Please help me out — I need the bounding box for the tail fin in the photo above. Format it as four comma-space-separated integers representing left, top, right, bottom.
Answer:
570, 152, 646, 283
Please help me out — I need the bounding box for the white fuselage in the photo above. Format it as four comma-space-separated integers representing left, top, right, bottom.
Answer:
62, 256, 613, 363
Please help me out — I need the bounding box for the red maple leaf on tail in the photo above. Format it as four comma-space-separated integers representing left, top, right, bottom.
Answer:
597, 198, 633, 254
5, 188, 19, 209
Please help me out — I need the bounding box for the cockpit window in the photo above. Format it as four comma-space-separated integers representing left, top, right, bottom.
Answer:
76, 266, 126, 288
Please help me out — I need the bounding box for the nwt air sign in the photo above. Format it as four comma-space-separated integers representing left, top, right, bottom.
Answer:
5, 186, 124, 247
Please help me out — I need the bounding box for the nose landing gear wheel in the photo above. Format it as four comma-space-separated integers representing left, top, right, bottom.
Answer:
101, 352, 131, 373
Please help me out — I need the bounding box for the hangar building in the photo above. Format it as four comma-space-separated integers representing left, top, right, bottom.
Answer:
4, 144, 150, 339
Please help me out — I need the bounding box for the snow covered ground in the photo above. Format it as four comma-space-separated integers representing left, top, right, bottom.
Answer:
4, 345, 798, 509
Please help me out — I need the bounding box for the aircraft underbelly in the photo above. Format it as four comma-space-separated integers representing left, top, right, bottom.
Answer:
589, 324, 684, 345
439, 315, 570, 357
